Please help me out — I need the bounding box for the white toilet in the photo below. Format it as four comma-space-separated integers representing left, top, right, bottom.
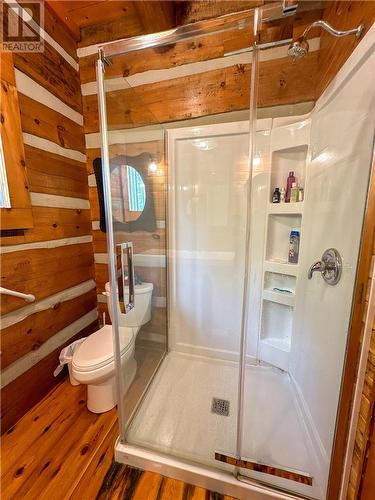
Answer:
72, 281, 153, 413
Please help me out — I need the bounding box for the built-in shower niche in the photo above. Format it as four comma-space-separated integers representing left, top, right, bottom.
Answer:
259, 300, 292, 371
270, 144, 307, 202
266, 213, 302, 265
263, 271, 296, 307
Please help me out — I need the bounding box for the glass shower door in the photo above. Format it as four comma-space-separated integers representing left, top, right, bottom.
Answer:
96, 68, 168, 434
236, 6, 375, 499
127, 121, 249, 465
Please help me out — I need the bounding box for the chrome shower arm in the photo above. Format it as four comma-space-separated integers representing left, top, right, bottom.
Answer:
301, 19, 363, 40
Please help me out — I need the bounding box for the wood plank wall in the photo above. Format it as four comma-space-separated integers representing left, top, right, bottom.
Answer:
316, 1, 375, 98
347, 246, 375, 498
0, 2, 97, 433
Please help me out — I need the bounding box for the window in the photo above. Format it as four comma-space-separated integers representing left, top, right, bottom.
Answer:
0, 135, 11, 208
1, 52, 33, 229
127, 165, 146, 212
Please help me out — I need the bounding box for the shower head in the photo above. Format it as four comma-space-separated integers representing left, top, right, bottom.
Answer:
288, 20, 364, 60
287, 38, 309, 60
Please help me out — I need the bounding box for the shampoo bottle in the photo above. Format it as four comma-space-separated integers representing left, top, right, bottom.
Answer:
272, 187, 281, 203
290, 182, 298, 203
288, 230, 300, 264
285, 171, 295, 202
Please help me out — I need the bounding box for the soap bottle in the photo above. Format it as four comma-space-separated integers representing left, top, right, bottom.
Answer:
280, 187, 286, 203
288, 230, 300, 264
290, 182, 298, 203
272, 187, 280, 203
298, 187, 304, 202
285, 171, 295, 203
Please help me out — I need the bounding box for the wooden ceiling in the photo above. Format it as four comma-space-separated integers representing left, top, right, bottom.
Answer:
45, 0, 271, 45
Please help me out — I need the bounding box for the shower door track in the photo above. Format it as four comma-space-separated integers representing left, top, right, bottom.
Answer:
115, 442, 307, 500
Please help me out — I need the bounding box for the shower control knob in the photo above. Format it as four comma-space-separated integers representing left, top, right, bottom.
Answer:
308, 248, 342, 285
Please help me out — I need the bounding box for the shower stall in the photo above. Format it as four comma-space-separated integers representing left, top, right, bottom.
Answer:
96, 3, 375, 499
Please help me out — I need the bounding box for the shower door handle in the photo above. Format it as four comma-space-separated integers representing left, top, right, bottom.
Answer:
307, 248, 342, 285
121, 242, 135, 313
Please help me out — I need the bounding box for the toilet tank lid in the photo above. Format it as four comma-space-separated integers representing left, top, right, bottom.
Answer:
105, 282, 153, 295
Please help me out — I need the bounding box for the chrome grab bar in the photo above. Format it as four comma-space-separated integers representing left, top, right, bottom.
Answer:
0, 286, 35, 302
119, 242, 135, 313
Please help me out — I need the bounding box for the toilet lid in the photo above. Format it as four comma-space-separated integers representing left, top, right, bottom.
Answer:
72, 324, 133, 372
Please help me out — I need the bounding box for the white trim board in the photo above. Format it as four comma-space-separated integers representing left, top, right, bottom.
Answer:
94, 253, 109, 264
88, 174, 96, 187
30, 193, 90, 210
23, 133, 86, 163
4, 0, 79, 71
1, 308, 98, 387
16, 70, 83, 125
0, 235, 92, 254
1, 279, 96, 329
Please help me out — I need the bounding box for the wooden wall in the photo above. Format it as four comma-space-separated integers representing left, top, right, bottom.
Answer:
316, 1, 375, 98
347, 176, 375, 499
0, 3, 97, 433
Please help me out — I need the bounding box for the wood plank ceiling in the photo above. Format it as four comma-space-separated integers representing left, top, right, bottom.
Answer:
46, 1, 270, 46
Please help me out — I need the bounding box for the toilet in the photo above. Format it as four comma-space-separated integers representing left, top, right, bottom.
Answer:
72, 281, 153, 413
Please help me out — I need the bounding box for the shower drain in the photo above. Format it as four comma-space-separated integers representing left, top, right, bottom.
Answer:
211, 398, 230, 416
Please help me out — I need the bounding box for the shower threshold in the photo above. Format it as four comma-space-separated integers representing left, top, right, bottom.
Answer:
115, 441, 303, 500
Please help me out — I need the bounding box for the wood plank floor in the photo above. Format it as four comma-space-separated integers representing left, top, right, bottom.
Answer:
98, 463, 237, 500
1, 379, 118, 499
1, 347, 238, 500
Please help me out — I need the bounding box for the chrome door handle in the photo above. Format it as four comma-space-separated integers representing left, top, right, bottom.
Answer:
119, 242, 135, 313
307, 248, 342, 286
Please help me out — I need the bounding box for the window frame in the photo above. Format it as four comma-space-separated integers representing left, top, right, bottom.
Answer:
0, 53, 33, 230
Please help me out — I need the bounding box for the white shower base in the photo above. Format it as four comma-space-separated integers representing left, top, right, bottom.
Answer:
117, 352, 324, 499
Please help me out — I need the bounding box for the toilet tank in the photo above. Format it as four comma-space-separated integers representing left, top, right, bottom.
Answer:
105, 282, 153, 328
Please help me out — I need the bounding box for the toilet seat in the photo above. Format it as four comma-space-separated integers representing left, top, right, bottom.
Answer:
72, 324, 134, 373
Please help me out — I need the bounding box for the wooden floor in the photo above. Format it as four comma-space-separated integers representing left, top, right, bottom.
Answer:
1, 346, 237, 500
1, 379, 118, 499
98, 463, 237, 500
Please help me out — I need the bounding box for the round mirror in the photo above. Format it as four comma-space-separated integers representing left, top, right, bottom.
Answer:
111, 164, 146, 223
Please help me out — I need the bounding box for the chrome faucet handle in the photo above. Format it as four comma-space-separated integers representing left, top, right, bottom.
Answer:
307, 248, 342, 285
308, 260, 326, 279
